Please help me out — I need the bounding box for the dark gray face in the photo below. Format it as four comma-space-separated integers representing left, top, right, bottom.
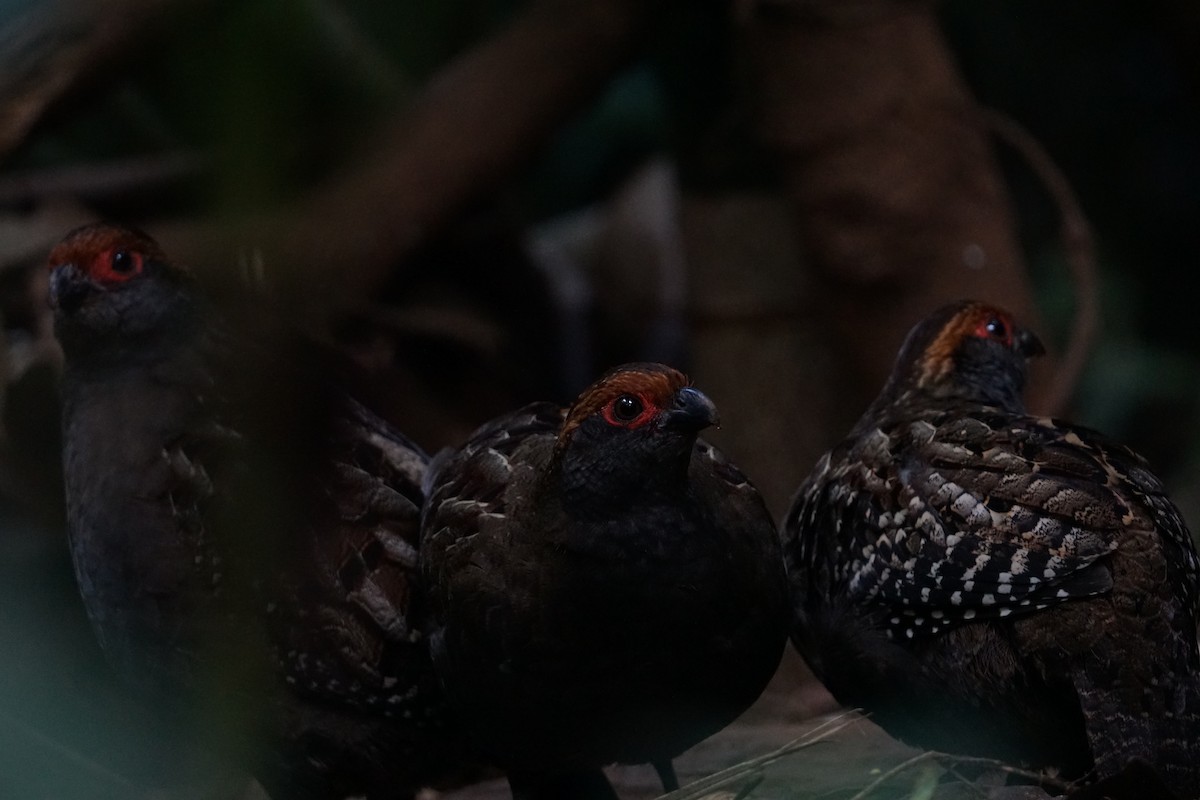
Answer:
554, 368, 719, 511
47, 224, 198, 359
52, 263, 199, 358
875, 300, 1046, 414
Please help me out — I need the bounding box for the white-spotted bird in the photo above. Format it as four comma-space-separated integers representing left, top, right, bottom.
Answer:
782, 300, 1200, 795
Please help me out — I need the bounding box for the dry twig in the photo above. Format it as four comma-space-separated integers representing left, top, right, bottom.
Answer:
983, 108, 1101, 418
658, 712, 860, 800
845, 749, 1075, 800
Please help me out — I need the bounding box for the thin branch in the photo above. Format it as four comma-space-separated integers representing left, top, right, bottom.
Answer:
845, 747, 1076, 800
983, 108, 1101, 418
730, 772, 765, 800
942, 764, 991, 799
658, 712, 860, 800
936, 753, 1074, 793
845, 751, 940, 800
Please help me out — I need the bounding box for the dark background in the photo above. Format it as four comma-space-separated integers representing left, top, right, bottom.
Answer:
1, 1, 1198, 797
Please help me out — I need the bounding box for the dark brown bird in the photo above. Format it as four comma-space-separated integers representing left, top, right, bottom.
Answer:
49, 222, 470, 800
420, 363, 790, 800
782, 300, 1200, 795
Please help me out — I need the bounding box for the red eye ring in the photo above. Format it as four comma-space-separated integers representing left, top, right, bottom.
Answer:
91, 248, 144, 283
975, 314, 1013, 346
602, 392, 657, 429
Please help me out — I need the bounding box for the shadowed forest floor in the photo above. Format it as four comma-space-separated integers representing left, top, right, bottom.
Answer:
0, 506, 1056, 800
433, 703, 1056, 800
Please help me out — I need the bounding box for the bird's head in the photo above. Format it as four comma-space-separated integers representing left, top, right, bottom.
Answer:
47, 222, 196, 351
553, 362, 718, 501
880, 300, 1046, 413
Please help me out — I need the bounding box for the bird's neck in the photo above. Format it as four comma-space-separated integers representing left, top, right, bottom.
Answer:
856, 380, 1026, 434
57, 306, 219, 496
551, 443, 692, 520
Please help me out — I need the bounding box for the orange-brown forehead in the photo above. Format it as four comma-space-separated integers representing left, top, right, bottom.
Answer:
561, 366, 688, 435
916, 303, 1007, 385
47, 226, 163, 269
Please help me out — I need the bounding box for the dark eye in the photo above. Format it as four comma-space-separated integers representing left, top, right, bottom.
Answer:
111, 250, 136, 273
984, 317, 1007, 340
611, 394, 643, 422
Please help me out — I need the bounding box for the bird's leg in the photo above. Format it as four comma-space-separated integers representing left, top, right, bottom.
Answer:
652, 759, 679, 792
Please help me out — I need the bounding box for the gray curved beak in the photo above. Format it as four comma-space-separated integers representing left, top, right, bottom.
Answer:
1016, 328, 1046, 359
48, 264, 93, 313
666, 386, 719, 432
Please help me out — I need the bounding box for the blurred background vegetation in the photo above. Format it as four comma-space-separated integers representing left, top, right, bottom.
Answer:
1, 0, 1198, 797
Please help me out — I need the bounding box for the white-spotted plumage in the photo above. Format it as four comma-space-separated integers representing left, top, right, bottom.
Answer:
792, 409, 1155, 641
782, 300, 1200, 793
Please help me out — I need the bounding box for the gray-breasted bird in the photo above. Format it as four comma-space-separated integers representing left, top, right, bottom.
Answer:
49, 222, 471, 800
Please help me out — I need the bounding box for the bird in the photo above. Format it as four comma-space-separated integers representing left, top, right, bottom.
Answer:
781, 299, 1200, 795
419, 362, 791, 800
48, 222, 474, 800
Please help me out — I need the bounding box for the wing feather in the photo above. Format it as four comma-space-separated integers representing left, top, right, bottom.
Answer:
786, 412, 1186, 639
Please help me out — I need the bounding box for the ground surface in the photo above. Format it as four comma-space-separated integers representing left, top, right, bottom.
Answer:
430, 650, 1057, 800
0, 509, 1056, 800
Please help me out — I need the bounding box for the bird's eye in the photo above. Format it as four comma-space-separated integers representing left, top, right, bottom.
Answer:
111, 250, 137, 274
984, 317, 1008, 341
611, 394, 643, 422
92, 248, 144, 282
